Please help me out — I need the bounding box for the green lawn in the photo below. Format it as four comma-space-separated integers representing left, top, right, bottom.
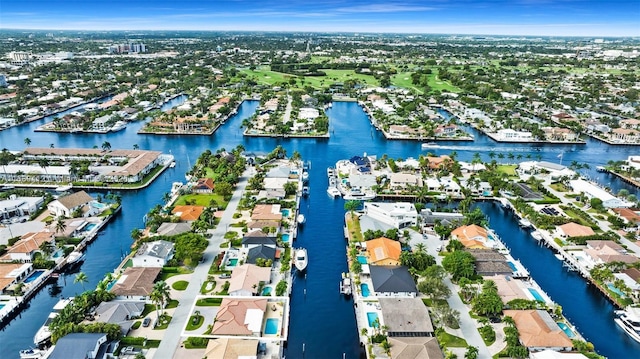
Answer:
496, 165, 518, 176
172, 280, 189, 291
196, 297, 223, 306
174, 193, 227, 208
160, 267, 192, 280
391, 72, 425, 94
437, 331, 468, 348
426, 70, 462, 93
238, 67, 380, 89
153, 315, 172, 330
166, 299, 179, 309
346, 214, 363, 242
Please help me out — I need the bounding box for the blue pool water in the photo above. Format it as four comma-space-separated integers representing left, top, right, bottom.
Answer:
228, 258, 238, 267
528, 288, 545, 302
367, 312, 379, 328
0, 303, 5, 310
262, 287, 272, 296
281, 209, 290, 217
281, 234, 290, 243
607, 283, 626, 297
24, 270, 45, 284
357, 255, 368, 264
92, 202, 107, 209
361, 283, 371, 297
507, 261, 517, 271
265, 318, 279, 335
84, 223, 97, 232
557, 322, 575, 338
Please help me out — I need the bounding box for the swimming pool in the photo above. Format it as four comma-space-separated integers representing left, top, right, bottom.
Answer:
557, 322, 575, 338
92, 202, 107, 209
357, 255, 368, 264
281, 234, 290, 243
0, 303, 5, 310
281, 209, 290, 217
528, 288, 544, 302
262, 287, 272, 296
228, 258, 238, 267
367, 312, 379, 328
507, 262, 517, 271
361, 283, 371, 297
265, 318, 279, 335
24, 270, 45, 284
607, 283, 626, 297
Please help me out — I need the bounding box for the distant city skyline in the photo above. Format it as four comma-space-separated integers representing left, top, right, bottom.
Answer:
2, 0, 639, 37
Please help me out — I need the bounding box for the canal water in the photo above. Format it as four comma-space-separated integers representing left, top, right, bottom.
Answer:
0, 100, 639, 358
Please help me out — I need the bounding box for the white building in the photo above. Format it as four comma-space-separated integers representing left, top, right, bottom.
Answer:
131, 240, 174, 268
0, 195, 44, 222
47, 191, 97, 218
569, 179, 630, 208
363, 202, 418, 229
495, 129, 533, 141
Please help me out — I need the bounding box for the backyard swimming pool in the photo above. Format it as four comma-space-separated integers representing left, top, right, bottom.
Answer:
262, 287, 272, 296
24, 270, 45, 284
265, 318, 279, 335
528, 288, 544, 302
367, 312, 379, 328
83, 223, 97, 232
281, 234, 290, 243
357, 255, 367, 264
281, 209, 290, 217
557, 322, 575, 338
361, 283, 371, 297
228, 258, 238, 267
507, 261, 517, 271
607, 283, 626, 297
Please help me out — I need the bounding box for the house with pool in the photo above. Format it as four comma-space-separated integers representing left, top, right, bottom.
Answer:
0, 231, 55, 263
362, 202, 418, 229
110, 266, 161, 302
47, 191, 98, 218
0, 262, 33, 294
365, 237, 402, 266
131, 240, 175, 268
503, 309, 574, 353
228, 264, 271, 296
451, 224, 489, 249
368, 265, 418, 298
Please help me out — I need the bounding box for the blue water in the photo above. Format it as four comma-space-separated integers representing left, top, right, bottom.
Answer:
528, 288, 545, 302
557, 322, 575, 338
281, 209, 290, 217
265, 318, 279, 335
0, 304, 5, 310
262, 287, 272, 296
281, 234, 290, 243
507, 261, 517, 271
1, 99, 640, 358
227, 258, 238, 267
366, 312, 379, 328
361, 283, 371, 297
23, 270, 45, 284
92, 202, 107, 209
357, 255, 368, 264
607, 283, 626, 297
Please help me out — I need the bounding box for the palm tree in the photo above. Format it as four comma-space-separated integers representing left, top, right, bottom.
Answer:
101, 141, 111, 151
38, 159, 50, 179
465, 346, 479, 359
55, 218, 67, 234
74, 272, 88, 291
344, 200, 360, 219
151, 281, 171, 316
24, 137, 31, 147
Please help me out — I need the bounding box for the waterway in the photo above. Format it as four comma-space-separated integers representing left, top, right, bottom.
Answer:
0, 100, 639, 358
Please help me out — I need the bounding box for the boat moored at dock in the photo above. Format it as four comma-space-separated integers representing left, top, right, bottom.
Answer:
33, 298, 73, 346
294, 248, 308, 272
614, 308, 640, 344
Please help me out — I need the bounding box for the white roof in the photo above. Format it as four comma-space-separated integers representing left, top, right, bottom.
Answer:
569, 179, 616, 202
244, 308, 264, 333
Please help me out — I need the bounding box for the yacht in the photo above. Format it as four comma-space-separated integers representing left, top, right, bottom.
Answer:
518, 218, 532, 228
294, 248, 308, 272
340, 272, 352, 296
614, 307, 640, 344
302, 171, 309, 183
327, 167, 335, 177
531, 231, 543, 241
110, 120, 127, 132
302, 186, 309, 196
421, 142, 440, 149
66, 251, 85, 266
343, 188, 376, 201
34, 298, 73, 345
297, 214, 306, 224
327, 187, 342, 198
19, 348, 47, 359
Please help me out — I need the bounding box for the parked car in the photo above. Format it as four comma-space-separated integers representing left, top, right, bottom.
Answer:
219, 273, 231, 279
142, 317, 151, 327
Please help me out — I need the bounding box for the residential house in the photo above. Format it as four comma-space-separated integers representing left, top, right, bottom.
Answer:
425, 155, 451, 170
583, 240, 639, 265
389, 173, 420, 190
228, 264, 271, 296
611, 128, 640, 143
556, 222, 595, 239
0, 263, 33, 294
171, 205, 205, 222
467, 249, 513, 276
435, 124, 458, 137
211, 298, 268, 336
551, 113, 576, 122
246, 221, 280, 234
363, 202, 418, 229
110, 267, 161, 301
502, 310, 573, 352
47, 191, 96, 218
94, 300, 145, 334
369, 265, 418, 297
131, 240, 175, 268
251, 204, 283, 222
366, 237, 402, 266
0, 196, 44, 221
451, 224, 488, 249
91, 115, 112, 132
483, 275, 530, 304
242, 231, 278, 250
0, 231, 55, 263
155, 222, 192, 237
529, 350, 589, 359
193, 178, 215, 193
620, 268, 640, 301
619, 119, 640, 130
420, 208, 464, 226
569, 179, 630, 208
495, 129, 533, 141
48, 333, 117, 359
440, 177, 461, 196
542, 127, 577, 141
246, 245, 277, 265
204, 338, 261, 359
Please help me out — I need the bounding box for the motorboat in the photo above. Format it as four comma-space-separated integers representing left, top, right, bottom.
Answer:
294, 248, 308, 272
614, 308, 640, 344
110, 120, 127, 132
518, 218, 532, 228
340, 272, 352, 296
327, 187, 342, 198
327, 167, 335, 177
531, 231, 543, 241
421, 142, 440, 149
302, 171, 309, 183
343, 188, 376, 201
19, 348, 47, 359
302, 186, 309, 196
66, 251, 85, 265
297, 214, 306, 224
34, 298, 73, 345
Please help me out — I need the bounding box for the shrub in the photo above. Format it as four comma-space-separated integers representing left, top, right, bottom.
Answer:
131, 321, 141, 330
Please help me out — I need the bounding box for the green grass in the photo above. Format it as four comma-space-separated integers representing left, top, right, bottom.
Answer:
437, 330, 468, 348
166, 299, 179, 309
153, 315, 172, 330
550, 183, 569, 192
172, 280, 189, 291
391, 72, 425, 94
185, 315, 205, 331
160, 266, 193, 280
238, 67, 380, 89
346, 214, 363, 242
174, 193, 227, 208
196, 297, 223, 306
200, 280, 217, 294
496, 165, 517, 176
426, 70, 462, 93
141, 304, 155, 317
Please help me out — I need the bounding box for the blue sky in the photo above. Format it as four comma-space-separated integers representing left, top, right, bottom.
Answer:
2, 0, 639, 36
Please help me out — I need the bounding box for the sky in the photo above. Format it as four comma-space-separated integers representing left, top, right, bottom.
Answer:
2, 0, 639, 37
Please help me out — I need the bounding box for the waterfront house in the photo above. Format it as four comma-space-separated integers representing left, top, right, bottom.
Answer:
48, 333, 116, 359
91, 115, 112, 132
518, 161, 575, 180
110, 267, 161, 302
204, 338, 262, 359
246, 245, 277, 265
389, 173, 420, 190
363, 202, 418, 229
529, 350, 589, 359
251, 204, 283, 222
495, 128, 533, 141
542, 127, 578, 142
620, 118, 640, 130
47, 191, 95, 218
425, 155, 451, 170
420, 208, 464, 226
0, 231, 55, 263
440, 177, 461, 196
366, 237, 402, 266
246, 221, 280, 234
369, 265, 418, 297
467, 249, 513, 276
583, 240, 639, 265
171, 205, 205, 222
424, 178, 441, 192
93, 300, 145, 334
0, 195, 44, 221
451, 225, 489, 249
503, 310, 573, 352
242, 231, 278, 250
228, 264, 271, 296
611, 128, 640, 143
154, 222, 192, 237
193, 178, 215, 193
211, 298, 268, 336
483, 275, 530, 304
0, 263, 32, 294
569, 179, 630, 208
556, 222, 595, 239
131, 240, 175, 268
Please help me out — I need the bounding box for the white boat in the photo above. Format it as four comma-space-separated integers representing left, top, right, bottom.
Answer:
302, 171, 309, 183
421, 142, 440, 149
518, 218, 532, 228
340, 273, 352, 296
614, 308, 640, 344
34, 298, 73, 345
294, 248, 308, 272
297, 214, 306, 224
531, 231, 543, 241
343, 188, 376, 201
327, 187, 342, 198
302, 186, 309, 196
110, 120, 127, 132
66, 251, 85, 265
19, 348, 46, 359
169, 161, 176, 168
327, 167, 335, 177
